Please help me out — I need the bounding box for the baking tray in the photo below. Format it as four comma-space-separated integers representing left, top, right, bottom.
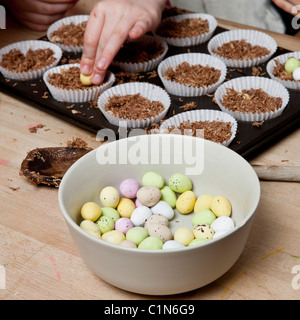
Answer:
1, 26, 299, 160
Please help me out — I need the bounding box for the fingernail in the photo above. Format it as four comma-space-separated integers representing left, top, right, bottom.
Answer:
92, 74, 103, 85
97, 58, 107, 70
81, 64, 91, 75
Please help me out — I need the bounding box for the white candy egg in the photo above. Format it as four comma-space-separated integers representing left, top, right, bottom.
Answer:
130, 206, 152, 227
211, 216, 235, 235
293, 67, 300, 81
151, 200, 174, 220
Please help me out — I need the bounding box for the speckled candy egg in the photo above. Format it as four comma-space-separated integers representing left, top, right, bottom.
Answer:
136, 186, 161, 207
146, 223, 173, 243
151, 200, 174, 220
101, 207, 120, 222
114, 217, 134, 235
210, 196, 232, 217
117, 197, 136, 218
142, 171, 165, 189
119, 179, 140, 198
130, 206, 152, 227
99, 186, 120, 208
96, 216, 114, 234
168, 173, 192, 193
80, 220, 101, 238
144, 214, 169, 229
176, 190, 196, 215
193, 224, 214, 240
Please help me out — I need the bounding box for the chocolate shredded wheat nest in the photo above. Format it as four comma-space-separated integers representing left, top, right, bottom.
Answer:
212, 39, 271, 61
222, 88, 282, 113
157, 18, 209, 38
105, 93, 165, 120
0, 48, 56, 72
50, 21, 87, 47
273, 58, 300, 81
165, 120, 232, 144
163, 61, 221, 88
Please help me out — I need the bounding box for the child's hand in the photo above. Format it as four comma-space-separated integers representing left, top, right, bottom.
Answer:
4, 0, 79, 31
80, 0, 166, 85
273, 0, 300, 16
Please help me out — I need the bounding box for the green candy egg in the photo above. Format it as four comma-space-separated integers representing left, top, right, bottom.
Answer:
160, 186, 177, 208
188, 238, 209, 246
285, 58, 300, 73
138, 236, 163, 250
126, 227, 149, 246
192, 209, 216, 226
168, 173, 192, 193
142, 171, 165, 189
96, 216, 114, 234
101, 207, 120, 222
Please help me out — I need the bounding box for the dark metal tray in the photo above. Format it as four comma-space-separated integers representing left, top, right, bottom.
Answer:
1, 26, 299, 160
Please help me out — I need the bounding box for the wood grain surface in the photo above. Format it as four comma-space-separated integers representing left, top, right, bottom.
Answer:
0, 1, 300, 300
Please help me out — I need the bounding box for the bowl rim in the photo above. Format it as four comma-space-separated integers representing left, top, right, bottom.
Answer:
58, 134, 261, 254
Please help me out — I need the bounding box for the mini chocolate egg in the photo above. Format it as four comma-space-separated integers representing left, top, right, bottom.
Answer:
151, 200, 174, 220
176, 190, 196, 215
117, 197, 136, 218
194, 194, 213, 214
168, 173, 192, 193
211, 216, 235, 238
142, 171, 165, 189
100, 186, 120, 208
293, 67, 300, 81
119, 178, 140, 198
80, 73, 92, 86
160, 186, 177, 208
101, 207, 120, 222
102, 230, 125, 244
96, 216, 114, 234
130, 206, 152, 227
114, 217, 134, 235
138, 236, 163, 250
162, 240, 185, 250
80, 202, 102, 222
174, 227, 194, 246
146, 223, 173, 243
188, 238, 209, 246
193, 224, 214, 240
285, 57, 300, 73
80, 220, 101, 238
136, 186, 161, 207
135, 198, 143, 207
210, 196, 232, 217
126, 226, 149, 246
119, 239, 137, 248
192, 209, 216, 226
144, 214, 169, 229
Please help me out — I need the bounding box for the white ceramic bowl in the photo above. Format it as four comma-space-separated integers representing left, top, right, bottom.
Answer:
58, 134, 260, 295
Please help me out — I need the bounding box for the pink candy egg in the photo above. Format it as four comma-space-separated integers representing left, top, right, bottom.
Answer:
114, 217, 134, 235
120, 179, 140, 198
135, 198, 143, 208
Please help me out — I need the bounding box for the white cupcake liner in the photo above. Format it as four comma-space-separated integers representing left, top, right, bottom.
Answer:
159, 109, 237, 147
111, 35, 168, 73
43, 63, 115, 103
214, 76, 290, 122
208, 29, 277, 68
0, 40, 62, 80
266, 51, 300, 91
97, 82, 171, 128
154, 13, 218, 47
158, 53, 227, 97
47, 15, 89, 53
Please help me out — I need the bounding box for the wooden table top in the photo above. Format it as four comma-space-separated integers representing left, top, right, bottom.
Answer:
1, 1, 300, 300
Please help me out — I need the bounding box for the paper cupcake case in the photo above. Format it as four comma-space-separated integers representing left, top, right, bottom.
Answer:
208, 29, 277, 68
157, 53, 227, 97
0, 40, 62, 80
267, 51, 300, 91
159, 109, 238, 147
154, 13, 218, 47
43, 63, 115, 103
47, 15, 89, 53
97, 82, 171, 128
111, 35, 168, 73
214, 76, 290, 122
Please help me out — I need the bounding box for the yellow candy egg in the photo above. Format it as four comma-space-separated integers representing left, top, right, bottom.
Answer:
176, 191, 196, 215
174, 227, 194, 246
117, 198, 136, 218
80, 73, 92, 86
194, 194, 213, 214
102, 230, 125, 244
210, 196, 232, 217
80, 220, 101, 238
80, 202, 102, 221
100, 186, 120, 208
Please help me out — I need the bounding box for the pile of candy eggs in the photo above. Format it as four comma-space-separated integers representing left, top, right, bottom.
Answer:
79, 171, 235, 250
